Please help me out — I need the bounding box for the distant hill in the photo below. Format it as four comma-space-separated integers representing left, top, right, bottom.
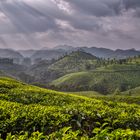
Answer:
28, 51, 98, 84
81, 47, 114, 58
110, 49, 140, 59
50, 45, 140, 59
1, 46, 139, 61
0, 47, 140, 88
81, 47, 140, 59
0, 49, 23, 64
64, 50, 97, 60
18, 49, 37, 57
54, 45, 78, 51
5, 46, 140, 61
50, 64, 140, 94
48, 51, 97, 72
26, 51, 140, 87
0, 49, 23, 59
30, 49, 66, 60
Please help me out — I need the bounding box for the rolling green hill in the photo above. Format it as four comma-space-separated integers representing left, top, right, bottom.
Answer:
51, 64, 140, 94
0, 77, 140, 139
28, 51, 98, 84
48, 51, 97, 73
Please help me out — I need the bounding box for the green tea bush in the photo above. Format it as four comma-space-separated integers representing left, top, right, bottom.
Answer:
0, 77, 140, 140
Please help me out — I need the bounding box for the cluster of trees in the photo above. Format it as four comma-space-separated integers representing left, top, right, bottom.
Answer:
95, 55, 140, 67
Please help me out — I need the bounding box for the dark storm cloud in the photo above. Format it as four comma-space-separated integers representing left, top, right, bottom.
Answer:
0, 0, 140, 49
64, 0, 119, 16
0, 0, 58, 34
124, 0, 140, 9
64, 0, 140, 17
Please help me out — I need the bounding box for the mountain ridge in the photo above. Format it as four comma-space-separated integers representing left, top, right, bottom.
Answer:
0, 46, 139, 62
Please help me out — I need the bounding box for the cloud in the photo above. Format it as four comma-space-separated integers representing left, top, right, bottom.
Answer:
0, 0, 140, 50
0, 36, 7, 47
64, 0, 140, 17
0, 0, 58, 34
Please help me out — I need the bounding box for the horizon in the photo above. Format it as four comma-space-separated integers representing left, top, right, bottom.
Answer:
0, 45, 139, 51
0, 0, 140, 50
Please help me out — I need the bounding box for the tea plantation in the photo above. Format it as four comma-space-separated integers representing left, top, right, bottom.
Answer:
0, 77, 140, 139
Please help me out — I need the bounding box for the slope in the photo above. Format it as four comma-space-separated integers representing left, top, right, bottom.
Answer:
48, 51, 97, 73
28, 51, 98, 84
0, 77, 140, 139
51, 64, 140, 94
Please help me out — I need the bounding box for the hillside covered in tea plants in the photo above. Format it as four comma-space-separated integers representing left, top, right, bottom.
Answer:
50, 64, 140, 94
0, 77, 140, 139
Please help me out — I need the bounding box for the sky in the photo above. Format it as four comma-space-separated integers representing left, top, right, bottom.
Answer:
0, 0, 140, 50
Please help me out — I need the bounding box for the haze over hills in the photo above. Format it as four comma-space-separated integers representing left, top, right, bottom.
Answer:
0, 46, 140, 63
0, 46, 140, 95
41, 45, 140, 59
81, 47, 114, 58
18, 50, 37, 58
0, 49, 23, 58
0, 49, 23, 64
109, 49, 140, 59
30, 49, 66, 61
20, 46, 140, 60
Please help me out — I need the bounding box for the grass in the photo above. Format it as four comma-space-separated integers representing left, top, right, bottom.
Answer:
0, 77, 140, 139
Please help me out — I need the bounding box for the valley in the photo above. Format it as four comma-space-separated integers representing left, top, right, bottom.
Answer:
0, 47, 140, 95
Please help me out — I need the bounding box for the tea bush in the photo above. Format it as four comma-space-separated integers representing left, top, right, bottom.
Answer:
0, 77, 140, 139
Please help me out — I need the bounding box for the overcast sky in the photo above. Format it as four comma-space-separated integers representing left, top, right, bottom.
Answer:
0, 0, 140, 50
